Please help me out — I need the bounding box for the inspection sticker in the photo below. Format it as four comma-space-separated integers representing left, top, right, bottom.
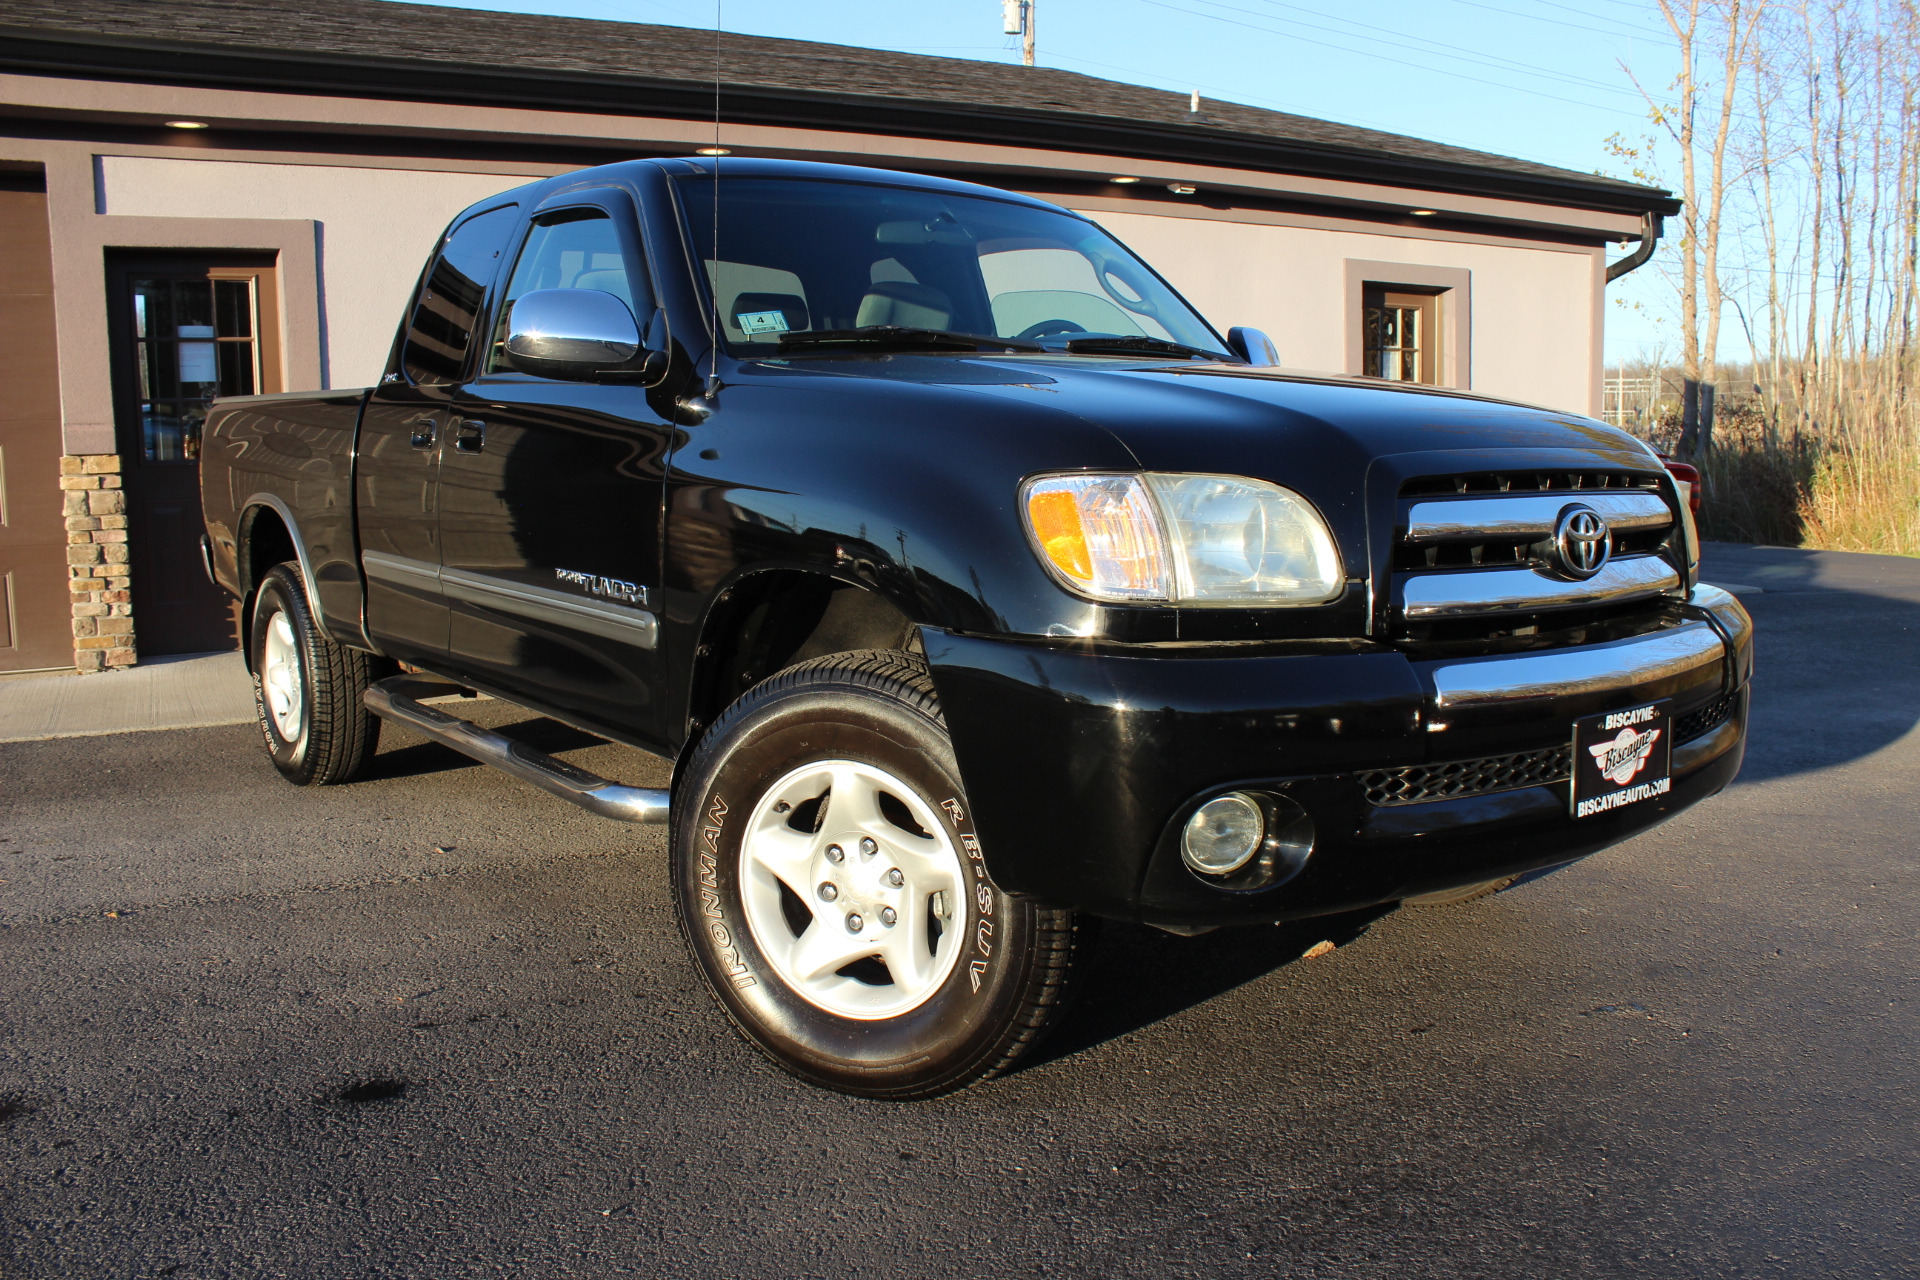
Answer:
1571, 699, 1672, 818
736, 310, 791, 335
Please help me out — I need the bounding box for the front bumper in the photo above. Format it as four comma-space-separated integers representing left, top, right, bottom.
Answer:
924, 586, 1752, 928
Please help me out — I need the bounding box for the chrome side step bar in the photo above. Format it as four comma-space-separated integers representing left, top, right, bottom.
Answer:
364, 675, 670, 825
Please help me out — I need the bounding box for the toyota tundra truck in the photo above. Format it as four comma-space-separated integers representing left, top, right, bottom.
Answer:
198, 157, 1751, 1098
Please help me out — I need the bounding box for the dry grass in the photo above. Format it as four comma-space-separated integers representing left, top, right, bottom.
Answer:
1641, 366, 1920, 558
1798, 431, 1920, 557
1690, 407, 1819, 547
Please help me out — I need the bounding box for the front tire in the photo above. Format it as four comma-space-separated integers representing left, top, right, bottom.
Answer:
672, 649, 1091, 1099
249, 563, 384, 786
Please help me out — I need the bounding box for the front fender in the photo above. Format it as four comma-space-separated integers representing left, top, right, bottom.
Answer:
659, 371, 1140, 646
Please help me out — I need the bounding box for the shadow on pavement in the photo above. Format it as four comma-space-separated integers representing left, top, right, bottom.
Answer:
1028, 908, 1395, 1069
1698, 543, 1920, 785
365, 713, 610, 782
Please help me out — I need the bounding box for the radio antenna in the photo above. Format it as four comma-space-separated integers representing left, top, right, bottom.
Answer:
710, 0, 721, 387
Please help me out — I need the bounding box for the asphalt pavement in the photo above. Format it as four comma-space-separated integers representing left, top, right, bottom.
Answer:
2, 543, 1915, 1279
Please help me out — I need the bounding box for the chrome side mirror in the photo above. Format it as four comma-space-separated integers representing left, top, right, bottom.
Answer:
1227, 326, 1280, 367
505, 288, 649, 379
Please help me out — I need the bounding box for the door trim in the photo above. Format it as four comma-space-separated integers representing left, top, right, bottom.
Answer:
366, 551, 658, 649
440, 564, 658, 649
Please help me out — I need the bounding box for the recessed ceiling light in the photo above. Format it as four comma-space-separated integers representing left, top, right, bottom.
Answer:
695, 147, 731, 156
165, 120, 209, 129
1409, 208, 1438, 216
1166, 183, 1197, 195
1110, 176, 1141, 184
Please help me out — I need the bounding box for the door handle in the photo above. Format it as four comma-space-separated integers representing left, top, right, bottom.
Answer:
454, 420, 486, 453
409, 419, 437, 449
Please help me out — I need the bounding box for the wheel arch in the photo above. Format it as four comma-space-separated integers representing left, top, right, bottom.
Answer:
235, 496, 319, 666
677, 568, 921, 763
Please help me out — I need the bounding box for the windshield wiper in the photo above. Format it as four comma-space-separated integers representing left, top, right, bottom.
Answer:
776, 327, 1045, 353
1061, 336, 1225, 360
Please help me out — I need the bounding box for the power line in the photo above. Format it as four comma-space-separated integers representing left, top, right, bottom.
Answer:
1439, 0, 1679, 49
1133, 0, 1658, 120
1198, 0, 1671, 105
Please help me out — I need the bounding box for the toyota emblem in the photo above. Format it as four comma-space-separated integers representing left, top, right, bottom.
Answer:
1553, 505, 1612, 579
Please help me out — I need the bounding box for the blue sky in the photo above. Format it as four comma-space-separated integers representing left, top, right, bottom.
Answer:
419, 0, 1686, 361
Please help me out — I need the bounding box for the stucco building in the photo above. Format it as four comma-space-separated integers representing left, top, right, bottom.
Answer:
0, 0, 1677, 673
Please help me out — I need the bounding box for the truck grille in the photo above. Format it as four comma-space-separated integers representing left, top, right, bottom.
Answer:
1358, 691, 1737, 808
1673, 689, 1737, 742
1359, 746, 1573, 807
1390, 470, 1680, 632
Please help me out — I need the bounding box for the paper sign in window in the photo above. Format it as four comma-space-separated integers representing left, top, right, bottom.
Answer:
177, 324, 218, 384
738, 310, 791, 336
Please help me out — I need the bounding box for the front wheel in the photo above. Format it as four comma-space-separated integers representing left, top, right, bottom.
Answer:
672, 649, 1092, 1099
249, 562, 385, 786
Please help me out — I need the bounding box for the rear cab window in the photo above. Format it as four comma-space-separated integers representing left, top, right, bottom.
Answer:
401, 202, 521, 385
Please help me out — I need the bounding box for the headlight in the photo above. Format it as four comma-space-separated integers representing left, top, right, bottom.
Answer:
1022, 472, 1343, 605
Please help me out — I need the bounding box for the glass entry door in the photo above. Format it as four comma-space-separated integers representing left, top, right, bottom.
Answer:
107, 253, 280, 657
129, 273, 262, 463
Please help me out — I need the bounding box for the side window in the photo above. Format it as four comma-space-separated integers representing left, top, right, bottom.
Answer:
402, 203, 519, 385
488, 209, 637, 371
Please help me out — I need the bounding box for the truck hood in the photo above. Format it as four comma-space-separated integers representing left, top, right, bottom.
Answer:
961, 358, 1649, 472
766, 352, 1651, 473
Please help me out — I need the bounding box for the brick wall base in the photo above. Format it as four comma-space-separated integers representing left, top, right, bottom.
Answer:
60, 454, 135, 673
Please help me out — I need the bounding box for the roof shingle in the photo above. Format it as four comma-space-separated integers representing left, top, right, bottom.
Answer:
2, 0, 1675, 214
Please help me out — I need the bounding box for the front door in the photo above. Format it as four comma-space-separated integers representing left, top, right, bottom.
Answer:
107, 253, 278, 656
357, 199, 523, 668
438, 198, 670, 742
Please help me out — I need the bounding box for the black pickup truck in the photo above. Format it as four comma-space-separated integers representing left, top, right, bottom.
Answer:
200, 157, 1751, 1098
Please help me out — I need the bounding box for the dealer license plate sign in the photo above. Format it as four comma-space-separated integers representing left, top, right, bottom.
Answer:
1571, 699, 1673, 818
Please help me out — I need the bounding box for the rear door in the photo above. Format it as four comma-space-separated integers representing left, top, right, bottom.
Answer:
436, 190, 671, 742
356, 200, 521, 668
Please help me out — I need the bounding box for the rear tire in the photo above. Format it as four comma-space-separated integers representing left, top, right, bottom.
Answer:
249, 563, 384, 786
672, 649, 1092, 1099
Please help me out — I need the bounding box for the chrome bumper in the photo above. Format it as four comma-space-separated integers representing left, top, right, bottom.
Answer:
1424, 585, 1752, 710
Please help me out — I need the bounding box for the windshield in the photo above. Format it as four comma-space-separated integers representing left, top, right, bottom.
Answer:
675, 175, 1231, 358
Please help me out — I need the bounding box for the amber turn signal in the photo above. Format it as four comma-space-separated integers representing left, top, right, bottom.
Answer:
1022, 475, 1171, 600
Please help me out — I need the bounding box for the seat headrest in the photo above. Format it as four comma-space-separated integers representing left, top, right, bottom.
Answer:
571, 270, 631, 300
855, 280, 953, 331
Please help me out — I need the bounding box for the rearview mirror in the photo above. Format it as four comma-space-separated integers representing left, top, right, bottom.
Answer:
875, 215, 976, 246
505, 289, 652, 379
1227, 326, 1280, 366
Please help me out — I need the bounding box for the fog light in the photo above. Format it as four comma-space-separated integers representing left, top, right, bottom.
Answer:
1182, 792, 1265, 875
1179, 791, 1316, 892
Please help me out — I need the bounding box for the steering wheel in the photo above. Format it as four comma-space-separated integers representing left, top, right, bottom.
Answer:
1015, 319, 1088, 341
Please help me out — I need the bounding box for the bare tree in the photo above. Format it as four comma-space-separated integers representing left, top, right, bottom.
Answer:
1619, 0, 1919, 554
1629, 0, 1768, 453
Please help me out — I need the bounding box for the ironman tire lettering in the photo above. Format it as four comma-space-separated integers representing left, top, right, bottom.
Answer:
696, 795, 756, 990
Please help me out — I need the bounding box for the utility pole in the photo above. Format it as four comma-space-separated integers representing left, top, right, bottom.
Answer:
1002, 0, 1035, 66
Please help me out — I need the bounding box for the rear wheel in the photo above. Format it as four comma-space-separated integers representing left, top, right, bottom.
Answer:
248, 563, 384, 786
672, 649, 1092, 1099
